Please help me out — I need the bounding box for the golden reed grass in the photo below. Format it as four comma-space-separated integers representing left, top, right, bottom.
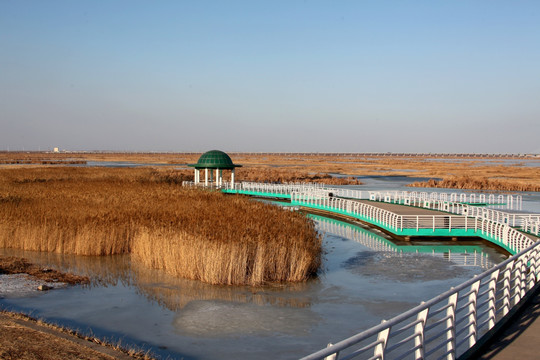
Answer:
4, 152, 538, 190
408, 176, 540, 192
0, 167, 321, 286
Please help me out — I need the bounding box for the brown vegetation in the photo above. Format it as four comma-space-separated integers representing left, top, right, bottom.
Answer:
0, 167, 321, 285
1, 151, 538, 191
237, 167, 361, 185
0, 311, 154, 360
0, 256, 89, 284
408, 176, 540, 192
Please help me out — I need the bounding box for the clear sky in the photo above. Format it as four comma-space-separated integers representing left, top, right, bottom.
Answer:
1, 1, 539, 153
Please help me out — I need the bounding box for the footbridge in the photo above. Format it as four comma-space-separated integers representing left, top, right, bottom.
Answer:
184, 181, 539, 255
182, 181, 540, 359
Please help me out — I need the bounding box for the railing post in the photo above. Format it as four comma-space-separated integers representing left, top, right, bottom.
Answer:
468, 279, 481, 348
514, 255, 527, 305
374, 320, 390, 360
324, 343, 338, 360
527, 248, 540, 289
446, 292, 458, 360
501, 261, 515, 316
487, 270, 500, 330
414, 307, 429, 360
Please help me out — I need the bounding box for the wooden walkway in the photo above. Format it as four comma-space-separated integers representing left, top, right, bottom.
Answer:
357, 200, 457, 216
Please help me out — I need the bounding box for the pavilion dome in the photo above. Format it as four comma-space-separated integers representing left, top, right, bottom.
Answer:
189, 150, 242, 169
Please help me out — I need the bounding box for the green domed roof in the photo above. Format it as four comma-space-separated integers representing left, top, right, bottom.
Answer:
189, 150, 242, 169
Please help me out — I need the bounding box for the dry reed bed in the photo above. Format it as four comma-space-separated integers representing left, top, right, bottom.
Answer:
236, 167, 362, 185
408, 176, 540, 192
1, 152, 539, 191
0, 167, 321, 285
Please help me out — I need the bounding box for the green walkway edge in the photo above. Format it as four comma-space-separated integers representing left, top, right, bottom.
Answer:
222, 189, 516, 254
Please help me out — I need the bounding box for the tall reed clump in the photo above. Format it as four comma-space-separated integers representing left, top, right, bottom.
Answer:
0, 167, 321, 285
408, 176, 540, 192
237, 167, 362, 185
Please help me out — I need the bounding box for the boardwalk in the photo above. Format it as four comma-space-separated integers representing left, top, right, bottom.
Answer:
476, 285, 540, 359
357, 199, 459, 216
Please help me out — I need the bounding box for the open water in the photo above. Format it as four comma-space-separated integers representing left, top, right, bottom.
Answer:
0, 213, 509, 359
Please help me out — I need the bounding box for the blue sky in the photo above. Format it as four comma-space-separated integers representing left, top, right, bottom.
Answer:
1, 1, 539, 153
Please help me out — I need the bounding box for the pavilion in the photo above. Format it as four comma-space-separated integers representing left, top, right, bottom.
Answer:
188, 150, 242, 188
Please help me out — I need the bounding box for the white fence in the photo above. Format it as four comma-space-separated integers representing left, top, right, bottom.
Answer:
182, 181, 537, 237
292, 191, 536, 255
317, 217, 495, 269
300, 240, 540, 360
369, 191, 523, 210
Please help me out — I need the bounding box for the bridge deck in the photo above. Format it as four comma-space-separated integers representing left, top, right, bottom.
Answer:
476, 286, 540, 360
357, 200, 457, 216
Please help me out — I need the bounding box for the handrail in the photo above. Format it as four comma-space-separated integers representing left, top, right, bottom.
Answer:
316, 216, 495, 269
300, 241, 540, 360
291, 190, 535, 255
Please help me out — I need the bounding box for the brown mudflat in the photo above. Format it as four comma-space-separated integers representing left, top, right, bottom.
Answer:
0, 311, 137, 360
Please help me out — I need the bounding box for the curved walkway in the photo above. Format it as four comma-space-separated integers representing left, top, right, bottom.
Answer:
473, 284, 540, 359
356, 200, 454, 216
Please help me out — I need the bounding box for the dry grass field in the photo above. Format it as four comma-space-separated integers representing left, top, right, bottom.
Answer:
0, 167, 321, 285
0, 151, 537, 191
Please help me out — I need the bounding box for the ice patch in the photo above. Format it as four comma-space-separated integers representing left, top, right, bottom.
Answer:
343, 252, 472, 282
173, 299, 320, 337
0, 274, 66, 298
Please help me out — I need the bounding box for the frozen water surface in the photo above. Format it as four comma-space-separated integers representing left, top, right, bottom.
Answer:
0, 212, 511, 359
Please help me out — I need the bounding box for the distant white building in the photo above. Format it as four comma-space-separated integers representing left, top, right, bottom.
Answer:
53, 147, 59, 153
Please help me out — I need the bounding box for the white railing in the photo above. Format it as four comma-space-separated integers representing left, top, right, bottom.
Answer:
292, 190, 536, 254
300, 240, 540, 360
522, 218, 540, 236
317, 217, 495, 269
465, 207, 540, 234
368, 191, 522, 211
367, 191, 538, 235
184, 181, 537, 248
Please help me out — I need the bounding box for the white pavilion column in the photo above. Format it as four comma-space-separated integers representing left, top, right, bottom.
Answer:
231, 169, 235, 189
219, 170, 223, 186
215, 169, 219, 186
205, 168, 208, 186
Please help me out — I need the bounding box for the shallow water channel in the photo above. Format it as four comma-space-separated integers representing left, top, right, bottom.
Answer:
0, 212, 508, 360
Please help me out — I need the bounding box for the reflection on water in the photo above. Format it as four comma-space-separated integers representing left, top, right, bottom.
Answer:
0, 214, 510, 360
0, 248, 313, 311
314, 214, 503, 269
130, 262, 314, 311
